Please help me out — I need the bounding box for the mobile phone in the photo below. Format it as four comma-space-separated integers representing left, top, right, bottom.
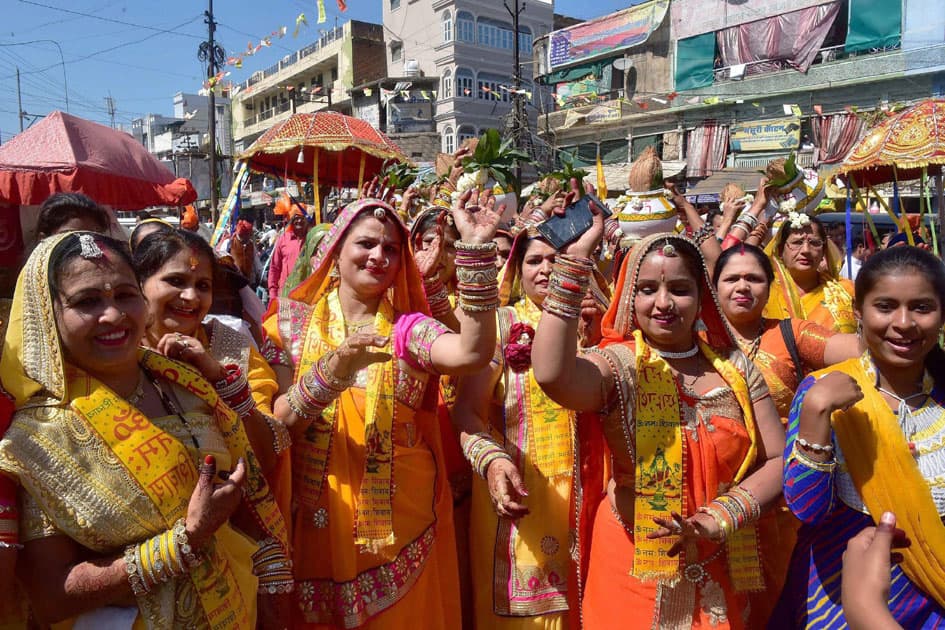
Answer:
536, 193, 610, 250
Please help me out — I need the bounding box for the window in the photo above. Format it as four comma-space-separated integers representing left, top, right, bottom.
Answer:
441, 69, 452, 99
442, 11, 453, 43
390, 42, 403, 63
390, 0, 400, 9
457, 125, 477, 144
477, 18, 520, 50
443, 126, 455, 154
518, 27, 532, 52
456, 67, 474, 97
477, 73, 510, 102
457, 11, 475, 43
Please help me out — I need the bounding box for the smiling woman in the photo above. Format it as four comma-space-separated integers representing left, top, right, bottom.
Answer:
0, 232, 290, 628
777, 246, 945, 628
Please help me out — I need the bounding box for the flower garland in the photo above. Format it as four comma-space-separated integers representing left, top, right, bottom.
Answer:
504, 322, 535, 372
787, 211, 810, 229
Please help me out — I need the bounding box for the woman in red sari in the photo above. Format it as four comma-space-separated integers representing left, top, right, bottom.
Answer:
532, 219, 785, 628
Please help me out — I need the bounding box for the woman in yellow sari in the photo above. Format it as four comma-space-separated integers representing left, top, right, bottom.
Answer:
0, 231, 290, 628
453, 227, 577, 629
263, 193, 504, 628
533, 224, 785, 628
763, 214, 856, 333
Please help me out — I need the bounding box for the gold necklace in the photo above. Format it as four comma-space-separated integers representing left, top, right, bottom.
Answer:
345, 317, 375, 333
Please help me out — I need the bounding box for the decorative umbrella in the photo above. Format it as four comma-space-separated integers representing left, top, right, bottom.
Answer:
0, 111, 197, 209
237, 111, 408, 192
839, 98, 945, 186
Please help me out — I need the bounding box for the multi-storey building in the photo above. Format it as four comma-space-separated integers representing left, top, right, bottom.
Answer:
230, 20, 387, 152
536, 0, 945, 201
382, 0, 555, 154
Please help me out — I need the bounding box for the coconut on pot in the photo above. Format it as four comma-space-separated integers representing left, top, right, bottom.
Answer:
610, 146, 677, 242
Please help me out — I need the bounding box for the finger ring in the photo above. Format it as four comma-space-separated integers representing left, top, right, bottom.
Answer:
181, 340, 190, 349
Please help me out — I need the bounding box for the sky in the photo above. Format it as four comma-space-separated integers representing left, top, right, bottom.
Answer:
1, 0, 633, 143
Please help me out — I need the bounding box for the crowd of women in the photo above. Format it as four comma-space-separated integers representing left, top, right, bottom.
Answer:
0, 149, 942, 630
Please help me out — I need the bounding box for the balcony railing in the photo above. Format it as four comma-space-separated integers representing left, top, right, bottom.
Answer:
243, 26, 345, 89
712, 43, 901, 83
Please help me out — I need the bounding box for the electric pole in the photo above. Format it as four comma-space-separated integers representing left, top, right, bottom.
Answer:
16, 68, 23, 132
199, 0, 224, 223
504, 0, 530, 180
105, 94, 116, 128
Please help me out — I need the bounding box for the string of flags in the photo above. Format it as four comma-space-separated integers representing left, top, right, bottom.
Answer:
203, 1, 348, 92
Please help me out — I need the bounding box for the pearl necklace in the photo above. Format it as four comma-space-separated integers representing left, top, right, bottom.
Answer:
656, 345, 699, 359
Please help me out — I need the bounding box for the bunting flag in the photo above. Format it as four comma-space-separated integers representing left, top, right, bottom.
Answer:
294, 13, 308, 37
338, 0, 348, 10
813, 104, 823, 115
420, 90, 430, 100
363, 87, 373, 96
317, 0, 327, 24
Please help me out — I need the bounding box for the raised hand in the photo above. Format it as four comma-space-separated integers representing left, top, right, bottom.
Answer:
185, 455, 246, 552
360, 176, 395, 203
809, 372, 864, 415
413, 215, 446, 280
156, 332, 226, 383
326, 328, 392, 381
486, 458, 529, 519
452, 188, 504, 245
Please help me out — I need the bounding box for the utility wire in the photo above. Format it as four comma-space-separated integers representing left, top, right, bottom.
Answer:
17, 0, 205, 39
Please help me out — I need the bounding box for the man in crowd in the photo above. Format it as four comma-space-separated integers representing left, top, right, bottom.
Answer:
267, 205, 309, 299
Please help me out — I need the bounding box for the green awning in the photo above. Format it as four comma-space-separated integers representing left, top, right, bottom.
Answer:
675, 33, 716, 91
545, 60, 610, 85
845, 0, 902, 53
560, 139, 628, 167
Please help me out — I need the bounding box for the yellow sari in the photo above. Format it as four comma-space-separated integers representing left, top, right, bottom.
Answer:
763, 238, 856, 333
262, 200, 461, 629
469, 233, 575, 630
0, 233, 289, 629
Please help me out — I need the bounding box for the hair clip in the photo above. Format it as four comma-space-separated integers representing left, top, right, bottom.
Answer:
78, 233, 104, 259
373, 207, 387, 221
661, 244, 677, 257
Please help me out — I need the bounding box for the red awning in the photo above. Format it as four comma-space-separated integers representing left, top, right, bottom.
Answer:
0, 111, 196, 210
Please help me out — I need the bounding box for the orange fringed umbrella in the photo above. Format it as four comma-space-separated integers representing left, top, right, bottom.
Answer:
238, 111, 407, 185
840, 98, 945, 186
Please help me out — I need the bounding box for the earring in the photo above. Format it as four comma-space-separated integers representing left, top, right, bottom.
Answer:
856, 320, 862, 336
329, 265, 340, 279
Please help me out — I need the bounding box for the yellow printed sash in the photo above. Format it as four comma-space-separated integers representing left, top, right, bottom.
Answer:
700, 342, 764, 592
631, 329, 684, 580
295, 289, 397, 549
830, 356, 945, 607
71, 357, 252, 628
513, 299, 572, 478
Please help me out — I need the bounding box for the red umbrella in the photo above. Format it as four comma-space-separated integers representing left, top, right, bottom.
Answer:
0, 111, 197, 210
237, 111, 408, 186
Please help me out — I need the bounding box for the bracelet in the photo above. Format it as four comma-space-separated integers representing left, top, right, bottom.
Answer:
214, 364, 256, 418
543, 255, 593, 320
462, 432, 512, 478
125, 520, 200, 597
696, 505, 732, 543
728, 486, 762, 522
315, 353, 356, 392
691, 223, 715, 247
735, 210, 759, 230
790, 440, 837, 472
286, 383, 324, 419
423, 277, 453, 319
253, 538, 295, 594
796, 437, 834, 454
264, 415, 293, 455
455, 241, 499, 312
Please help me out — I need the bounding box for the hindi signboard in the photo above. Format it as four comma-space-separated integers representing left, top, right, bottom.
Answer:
729, 116, 802, 152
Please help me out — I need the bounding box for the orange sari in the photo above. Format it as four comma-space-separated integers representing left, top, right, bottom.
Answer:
262, 200, 461, 629
747, 318, 833, 625
577, 234, 768, 629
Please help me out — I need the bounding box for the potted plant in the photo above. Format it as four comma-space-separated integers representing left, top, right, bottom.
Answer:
454, 128, 530, 222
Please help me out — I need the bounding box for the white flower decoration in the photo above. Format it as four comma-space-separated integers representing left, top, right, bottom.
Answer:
779, 197, 798, 214
787, 211, 810, 229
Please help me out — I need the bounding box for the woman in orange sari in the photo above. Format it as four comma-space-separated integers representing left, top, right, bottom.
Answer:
263, 193, 504, 628
763, 215, 856, 333
711, 243, 860, 624
533, 225, 785, 629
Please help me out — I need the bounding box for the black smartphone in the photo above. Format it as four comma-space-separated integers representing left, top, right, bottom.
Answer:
536, 193, 611, 250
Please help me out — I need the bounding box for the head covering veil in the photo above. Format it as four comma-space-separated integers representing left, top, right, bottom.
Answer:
287, 199, 430, 316
1, 232, 77, 406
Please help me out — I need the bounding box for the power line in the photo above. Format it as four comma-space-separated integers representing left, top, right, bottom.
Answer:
17, 0, 205, 39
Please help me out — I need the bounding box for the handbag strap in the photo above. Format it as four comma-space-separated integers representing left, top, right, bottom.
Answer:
779, 318, 805, 385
